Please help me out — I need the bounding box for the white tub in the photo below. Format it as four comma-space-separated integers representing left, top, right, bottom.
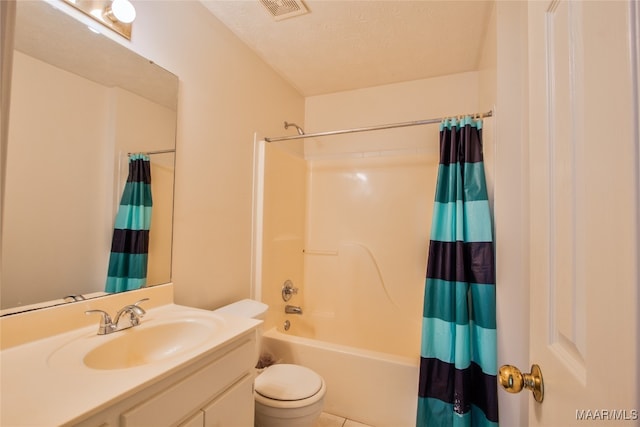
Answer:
261, 327, 419, 427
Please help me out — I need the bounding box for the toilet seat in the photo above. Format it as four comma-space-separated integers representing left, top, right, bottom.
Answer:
254, 364, 326, 410
255, 364, 322, 401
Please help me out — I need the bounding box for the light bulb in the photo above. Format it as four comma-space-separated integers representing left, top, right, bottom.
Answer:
110, 0, 136, 24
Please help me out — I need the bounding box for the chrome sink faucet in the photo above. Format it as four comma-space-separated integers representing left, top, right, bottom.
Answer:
85, 298, 149, 335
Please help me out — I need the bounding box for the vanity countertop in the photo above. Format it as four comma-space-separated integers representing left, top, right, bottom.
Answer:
0, 303, 260, 426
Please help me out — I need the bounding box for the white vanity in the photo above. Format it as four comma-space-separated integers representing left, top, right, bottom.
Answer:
0, 285, 260, 426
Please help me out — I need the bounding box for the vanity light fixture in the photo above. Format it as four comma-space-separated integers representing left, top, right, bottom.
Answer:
61, 0, 136, 40
104, 0, 136, 24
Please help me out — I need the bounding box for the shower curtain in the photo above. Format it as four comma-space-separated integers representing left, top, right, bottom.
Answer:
417, 117, 498, 427
105, 154, 152, 293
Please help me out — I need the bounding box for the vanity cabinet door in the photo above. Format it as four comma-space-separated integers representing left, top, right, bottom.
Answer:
203, 374, 254, 427
121, 339, 255, 427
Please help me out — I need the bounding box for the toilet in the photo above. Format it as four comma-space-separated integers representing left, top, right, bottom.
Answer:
213, 299, 326, 427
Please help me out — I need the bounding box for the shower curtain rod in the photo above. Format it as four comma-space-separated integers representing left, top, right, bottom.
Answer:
264, 110, 493, 142
127, 149, 176, 156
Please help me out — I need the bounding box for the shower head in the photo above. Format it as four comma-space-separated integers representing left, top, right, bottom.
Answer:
284, 121, 304, 135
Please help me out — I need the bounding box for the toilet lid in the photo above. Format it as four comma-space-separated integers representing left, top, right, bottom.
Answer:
255, 364, 322, 401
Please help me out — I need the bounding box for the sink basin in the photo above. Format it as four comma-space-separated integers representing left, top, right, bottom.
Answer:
47, 313, 226, 371
83, 319, 216, 370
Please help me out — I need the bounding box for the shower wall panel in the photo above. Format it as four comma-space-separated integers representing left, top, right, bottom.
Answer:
260, 143, 307, 331
301, 153, 436, 358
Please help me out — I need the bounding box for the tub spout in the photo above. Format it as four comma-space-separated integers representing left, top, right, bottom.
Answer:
285, 304, 303, 315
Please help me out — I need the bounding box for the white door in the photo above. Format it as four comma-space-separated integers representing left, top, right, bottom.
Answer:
526, 0, 639, 425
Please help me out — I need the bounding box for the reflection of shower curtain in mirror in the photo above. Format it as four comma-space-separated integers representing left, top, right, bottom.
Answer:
105, 154, 152, 293
417, 117, 498, 427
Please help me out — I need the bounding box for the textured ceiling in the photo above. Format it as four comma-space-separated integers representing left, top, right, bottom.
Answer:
201, 0, 494, 96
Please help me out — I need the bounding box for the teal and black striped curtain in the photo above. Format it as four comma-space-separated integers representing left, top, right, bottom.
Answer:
417, 117, 498, 427
105, 154, 152, 293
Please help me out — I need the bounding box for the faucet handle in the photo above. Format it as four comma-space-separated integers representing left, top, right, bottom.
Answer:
130, 298, 149, 323
281, 280, 299, 302
133, 298, 149, 308
85, 309, 112, 324
115, 300, 148, 326
85, 309, 114, 334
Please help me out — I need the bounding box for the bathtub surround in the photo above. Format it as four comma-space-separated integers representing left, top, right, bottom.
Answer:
260, 148, 434, 358
418, 118, 498, 426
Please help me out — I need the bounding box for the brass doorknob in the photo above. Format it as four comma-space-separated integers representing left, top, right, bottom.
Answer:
499, 364, 544, 403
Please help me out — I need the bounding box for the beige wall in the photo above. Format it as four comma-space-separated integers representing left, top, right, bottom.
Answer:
304, 71, 481, 158
124, 1, 305, 309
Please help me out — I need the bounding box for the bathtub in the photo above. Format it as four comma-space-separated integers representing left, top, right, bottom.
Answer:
260, 327, 419, 427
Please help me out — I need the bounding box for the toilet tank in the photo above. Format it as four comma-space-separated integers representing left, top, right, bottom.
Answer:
213, 299, 269, 366
213, 299, 268, 320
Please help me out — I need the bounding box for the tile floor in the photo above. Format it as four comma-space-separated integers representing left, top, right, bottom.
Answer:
314, 412, 374, 427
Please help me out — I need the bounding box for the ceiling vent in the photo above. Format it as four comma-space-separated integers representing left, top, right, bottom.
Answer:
259, 0, 308, 21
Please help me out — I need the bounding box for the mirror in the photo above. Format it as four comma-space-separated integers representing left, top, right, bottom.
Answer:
1, 1, 179, 315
